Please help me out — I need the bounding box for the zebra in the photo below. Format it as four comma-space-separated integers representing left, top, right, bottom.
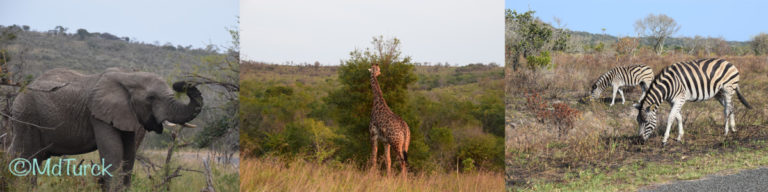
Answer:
634, 58, 752, 146
590, 65, 654, 106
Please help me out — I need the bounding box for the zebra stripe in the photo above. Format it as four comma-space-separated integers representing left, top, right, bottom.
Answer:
590, 65, 654, 106
635, 58, 752, 145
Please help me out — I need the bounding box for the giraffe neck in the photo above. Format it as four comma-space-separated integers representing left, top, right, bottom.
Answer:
371, 74, 390, 111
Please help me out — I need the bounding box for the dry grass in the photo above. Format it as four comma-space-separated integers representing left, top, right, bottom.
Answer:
1, 149, 239, 192
240, 157, 503, 192
506, 52, 768, 190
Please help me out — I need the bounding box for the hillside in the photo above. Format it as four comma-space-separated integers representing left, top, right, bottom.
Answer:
0, 25, 218, 77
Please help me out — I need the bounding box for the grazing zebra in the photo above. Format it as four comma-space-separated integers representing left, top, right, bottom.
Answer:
590, 65, 654, 106
635, 58, 752, 146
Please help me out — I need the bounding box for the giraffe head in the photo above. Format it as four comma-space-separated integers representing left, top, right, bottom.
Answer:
368, 64, 381, 77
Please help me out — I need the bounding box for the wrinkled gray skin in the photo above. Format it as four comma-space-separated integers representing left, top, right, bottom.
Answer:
8, 68, 203, 191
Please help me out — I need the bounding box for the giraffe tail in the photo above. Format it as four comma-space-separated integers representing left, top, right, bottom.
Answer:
403, 151, 408, 166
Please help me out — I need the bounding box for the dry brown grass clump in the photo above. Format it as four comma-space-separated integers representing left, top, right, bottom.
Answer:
240, 157, 503, 191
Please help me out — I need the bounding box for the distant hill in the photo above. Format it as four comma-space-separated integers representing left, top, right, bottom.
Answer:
0, 25, 222, 77
568, 30, 750, 50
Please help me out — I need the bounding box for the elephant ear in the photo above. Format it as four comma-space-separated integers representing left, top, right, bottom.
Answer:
89, 72, 142, 132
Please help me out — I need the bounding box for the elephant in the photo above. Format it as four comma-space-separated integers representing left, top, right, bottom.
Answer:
8, 67, 203, 191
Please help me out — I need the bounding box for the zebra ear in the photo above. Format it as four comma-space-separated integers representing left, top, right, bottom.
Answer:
633, 103, 641, 110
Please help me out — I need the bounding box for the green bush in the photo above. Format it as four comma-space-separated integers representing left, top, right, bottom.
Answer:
283, 118, 339, 161
461, 158, 476, 173
526, 51, 552, 70
471, 93, 505, 137
457, 134, 504, 170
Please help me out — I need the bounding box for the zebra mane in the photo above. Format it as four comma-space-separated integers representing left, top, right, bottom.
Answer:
592, 70, 612, 91
638, 66, 669, 111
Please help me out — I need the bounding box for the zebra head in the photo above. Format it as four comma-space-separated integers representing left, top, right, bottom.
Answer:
635, 103, 658, 140
589, 83, 602, 100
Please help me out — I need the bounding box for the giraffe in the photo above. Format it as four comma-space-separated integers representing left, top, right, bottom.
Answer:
368, 63, 411, 179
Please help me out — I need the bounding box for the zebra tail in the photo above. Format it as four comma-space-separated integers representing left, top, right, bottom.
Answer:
736, 88, 752, 109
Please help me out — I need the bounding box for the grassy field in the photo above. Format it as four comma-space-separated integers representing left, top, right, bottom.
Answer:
505, 52, 768, 190
240, 157, 504, 192
1, 149, 239, 191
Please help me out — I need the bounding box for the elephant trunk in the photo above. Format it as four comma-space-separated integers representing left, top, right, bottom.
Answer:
164, 81, 204, 124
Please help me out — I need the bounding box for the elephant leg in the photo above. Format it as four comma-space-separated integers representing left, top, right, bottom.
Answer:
121, 131, 137, 187
384, 144, 391, 176
92, 119, 125, 191
134, 129, 146, 150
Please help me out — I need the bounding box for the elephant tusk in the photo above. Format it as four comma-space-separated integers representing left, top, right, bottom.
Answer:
163, 121, 178, 127
182, 123, 197, 128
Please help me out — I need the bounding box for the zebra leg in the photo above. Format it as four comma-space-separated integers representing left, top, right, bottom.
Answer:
726, 91, 737, 133
639, 84, 647, 103
610, 86, 619, 106
619, 89, 626, 105
664, 101, 684, 146
675, 105, 685, 142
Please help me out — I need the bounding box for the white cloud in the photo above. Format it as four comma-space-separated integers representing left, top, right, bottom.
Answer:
241, 0, 503, 65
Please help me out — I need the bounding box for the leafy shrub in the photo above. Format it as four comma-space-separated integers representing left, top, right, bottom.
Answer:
457, 134, 503, 171
525, 51, 552, 70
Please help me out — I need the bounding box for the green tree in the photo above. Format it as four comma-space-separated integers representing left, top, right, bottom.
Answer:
506, 9, 568, 71
751, 32, 768, 55
471, 92, 504, 137
76, 28, 90, 40
325, 36, 426, 167
54, 25, 68, 35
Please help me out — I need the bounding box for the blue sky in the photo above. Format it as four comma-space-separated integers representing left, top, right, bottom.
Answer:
0, 0, 238, 49
242, 0, 503, 65
506, 0, 768, 41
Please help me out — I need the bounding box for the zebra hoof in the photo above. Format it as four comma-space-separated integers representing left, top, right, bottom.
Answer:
662, 142, 668, 148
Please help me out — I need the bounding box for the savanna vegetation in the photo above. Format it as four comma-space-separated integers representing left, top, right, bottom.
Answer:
0, 24, 239, 191
240, 37, 504, 191
506, 9, 768, 191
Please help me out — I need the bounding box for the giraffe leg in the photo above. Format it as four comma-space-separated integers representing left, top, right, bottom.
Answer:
384, 144, 391, 176
370, 137, 378, 172
392, 142, 407, 180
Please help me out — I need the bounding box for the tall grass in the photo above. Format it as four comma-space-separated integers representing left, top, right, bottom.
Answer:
1, 149, 239, 191
240, 157, 503, 191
